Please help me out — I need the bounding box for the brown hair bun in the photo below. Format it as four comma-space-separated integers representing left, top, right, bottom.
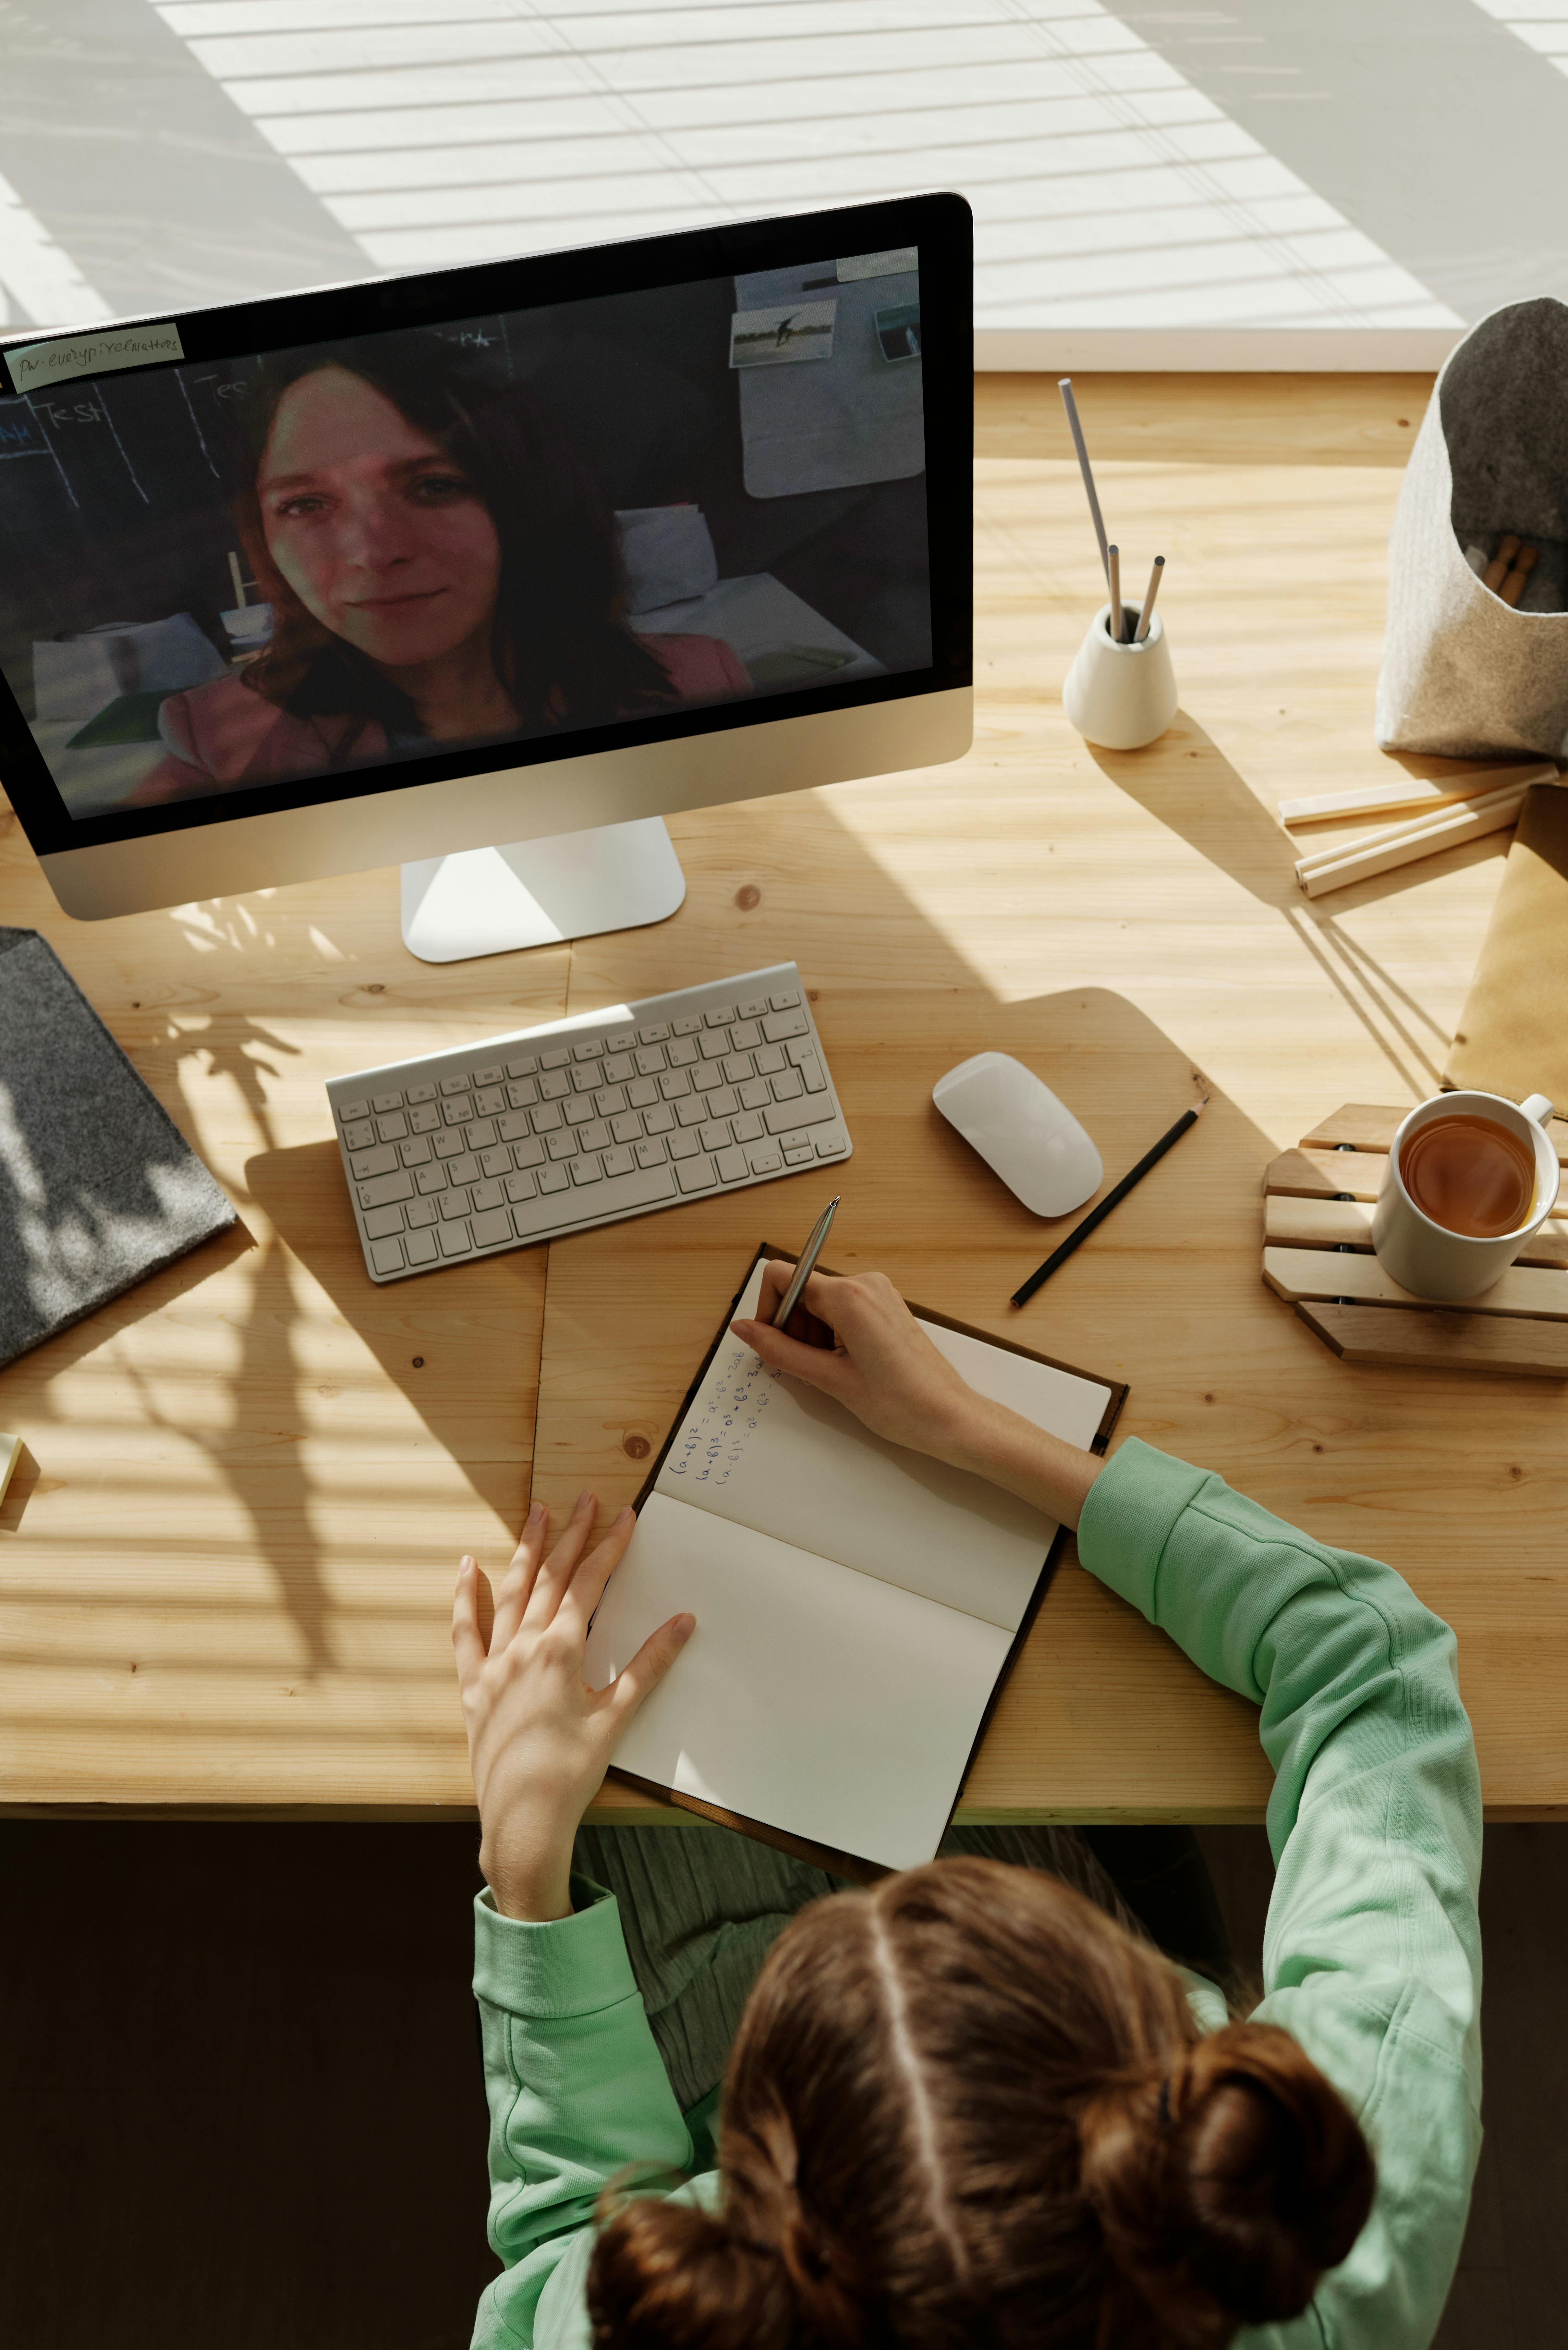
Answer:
588, 2194, 793, 2350
1079, 2019, 1375, 2344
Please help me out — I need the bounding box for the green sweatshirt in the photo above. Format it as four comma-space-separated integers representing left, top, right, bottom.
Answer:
470, 1438, 1483, 2350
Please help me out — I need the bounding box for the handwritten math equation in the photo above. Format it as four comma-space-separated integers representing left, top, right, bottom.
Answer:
664, 1340, 779, 1490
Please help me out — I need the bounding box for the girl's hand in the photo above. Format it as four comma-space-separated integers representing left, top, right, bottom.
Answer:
452, 1493, 692, 1922
732, 1263, 986, 1464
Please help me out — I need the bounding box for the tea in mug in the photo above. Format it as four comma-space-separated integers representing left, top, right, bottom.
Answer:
1399, 1113, 1536, 1238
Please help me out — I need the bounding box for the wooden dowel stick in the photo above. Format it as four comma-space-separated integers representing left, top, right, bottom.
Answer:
1297, 793, 1526, 898
1293, 781, 1526, 877
1280, 763, 1557, 827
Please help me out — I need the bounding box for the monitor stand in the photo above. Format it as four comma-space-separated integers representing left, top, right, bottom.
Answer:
400, 815, 686, 963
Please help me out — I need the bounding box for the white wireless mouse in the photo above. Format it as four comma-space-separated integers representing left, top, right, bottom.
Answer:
932, 1053, 1103, 1218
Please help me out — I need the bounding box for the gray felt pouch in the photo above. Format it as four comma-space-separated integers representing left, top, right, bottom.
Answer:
1377, 297, 1568, 760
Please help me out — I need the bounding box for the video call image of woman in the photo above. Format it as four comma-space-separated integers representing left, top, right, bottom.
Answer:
132, 344, 750, 804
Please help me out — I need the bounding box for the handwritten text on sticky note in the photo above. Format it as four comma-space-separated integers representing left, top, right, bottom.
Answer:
5, 322, 185, 393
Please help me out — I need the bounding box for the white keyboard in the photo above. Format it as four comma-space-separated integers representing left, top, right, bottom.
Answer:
327, 962, 851, 1283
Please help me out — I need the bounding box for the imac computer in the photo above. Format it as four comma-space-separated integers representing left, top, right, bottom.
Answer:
0, 193, 971, 963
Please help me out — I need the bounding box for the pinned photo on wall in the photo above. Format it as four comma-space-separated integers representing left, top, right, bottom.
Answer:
730, 301, 836, 368
875, 301, 921, 364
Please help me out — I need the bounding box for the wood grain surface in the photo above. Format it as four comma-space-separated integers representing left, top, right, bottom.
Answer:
5, 370, 1567, 1821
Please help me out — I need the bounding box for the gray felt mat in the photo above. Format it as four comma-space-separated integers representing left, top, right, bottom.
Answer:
0, 927, 237, 1369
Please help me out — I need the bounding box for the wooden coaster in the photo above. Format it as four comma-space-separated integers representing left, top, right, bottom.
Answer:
1262, 1104, 1568, 1377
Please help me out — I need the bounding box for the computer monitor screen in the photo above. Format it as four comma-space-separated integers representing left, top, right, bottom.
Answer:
0, 193, 971, 918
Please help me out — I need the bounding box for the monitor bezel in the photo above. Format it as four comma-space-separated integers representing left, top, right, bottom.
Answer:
0, 191, 972, 862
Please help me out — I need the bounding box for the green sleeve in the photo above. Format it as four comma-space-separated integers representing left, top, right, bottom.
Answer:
470, 1877, 694, 2349
1078, 1439, 1483, 2350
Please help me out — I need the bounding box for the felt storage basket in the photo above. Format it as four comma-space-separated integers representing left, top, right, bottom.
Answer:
1377, 298, 1568, 760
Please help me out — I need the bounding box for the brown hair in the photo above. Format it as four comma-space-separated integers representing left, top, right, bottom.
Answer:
227, 340, 680, 748
587, 1858, 1373, 2350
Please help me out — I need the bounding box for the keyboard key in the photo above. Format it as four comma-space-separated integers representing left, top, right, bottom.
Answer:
566, 1097, 596, 1127
538, 1071, 571, 1101
406, 1083, 436, 1104
343, 1121, 376, 1152
643, 1103, 675, 1135
770, 989, 801, 1011
445, 1153, 479, 1186
699, 1120, 732, 1152
764, 1097, 836, 1137
737, 998, 769, 1020
722, 1054, 753, 1083
473, 1087, 505, 1116
359, 1170, 414, 1207
787, 1039, 816, 1067
442, 1190, 472, 1218
747, 1146, 782, 1175
540, 1048, 571, 1070
531, 1101, 564, 1133
817, 1137, 845, 1157
465, 1119, 498, 1149
440, 1075, 470, 1095
627, 1078, 659, 1109
435, 1132, 467, 1160
672, 1015, 703, 1036
635, 1137, 668, 1168
351, 1144, 399, 1180
409, 1105, 441, 1133
480, 1146, 511, 1178
513, 1159, 675, 1231
602, 1054, 634, 1083
784, 1145, 814, 1166
731, 1022, 762, 1051
716, 1147, 748, 1183
733, 1111, 763, 1144
606, 1029, 638, 1052
537, 1164, 570, 1195
611, 1111, 642, 1144
699, 1030, 730, 1060
405, 1228, 439, 1267
416, 1166, 447, 1195
739, 1079, 771, 1112
370, 1237, 406, 1275
572, 1039, 604, 1062
579, 1120, 611, 1153
511, 1138, 546, 1170
407, 1197, 439, 1227
677, 1154, 717, 1193
659, 1069, 690, 1100
800, 1054, 827, 1093
764, 1008, 809, 1043
471, 1179, 505, 1213
505, 1054, 538, 1078
473, 1064, 505, 1086
377, 1111, 409, 1142
547, 1132, 577, 1160
471, 1207, 512, 1247
338, 1096, 370, 1122
638, 1022, 670, 1043
594, 1085, 626, 1117
771, 1069, 804, 1103
439, 1222, 472, 1257
443, 1097, 473, 1126
754, 1044, 786, 1075
399, 1136, 432, 1167
707, 1085, 739, 1117
364, 1204, 405, 1240
669, 1132, 701, 1161
602, 1145, 635, 1179
507, 1077, 538, 1108
634, 1045, 666, 1075
667, 1036, 699, 1066
372, 1090, 403, 1113
691, 1065, 723, 1095
505, 1170, 538, 1203
571, 1064, 600, 1094
497, 1111, 531, 1143
676, 1098, 707, 1129
571, 1154, 603, 1185
706, 1005, 736, 1026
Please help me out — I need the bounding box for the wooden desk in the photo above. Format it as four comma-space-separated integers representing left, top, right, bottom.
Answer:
3, 373, 1561, 1823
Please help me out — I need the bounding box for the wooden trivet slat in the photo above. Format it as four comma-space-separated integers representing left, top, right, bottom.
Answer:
1263, 1102, 1568, 1377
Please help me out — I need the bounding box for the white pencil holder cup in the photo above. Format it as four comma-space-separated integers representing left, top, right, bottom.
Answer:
1062, 604, 1178, 751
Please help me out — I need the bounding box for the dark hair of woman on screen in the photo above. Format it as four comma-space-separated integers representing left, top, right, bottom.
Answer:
132, 341, 747, 802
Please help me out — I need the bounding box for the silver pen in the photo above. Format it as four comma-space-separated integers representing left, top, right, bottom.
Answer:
772, 1196, 840, 1328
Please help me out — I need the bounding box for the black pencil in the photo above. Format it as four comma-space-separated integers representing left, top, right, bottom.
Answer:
1009, 1097, 1209, 1309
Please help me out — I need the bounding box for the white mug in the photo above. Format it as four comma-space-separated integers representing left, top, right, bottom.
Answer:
1371, 1089, 1559, 1302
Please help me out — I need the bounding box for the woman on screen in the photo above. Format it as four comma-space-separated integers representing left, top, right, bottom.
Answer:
130, 343, 748, 803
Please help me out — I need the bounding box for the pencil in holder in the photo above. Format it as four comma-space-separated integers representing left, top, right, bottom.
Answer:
1062, 603, 1178, 752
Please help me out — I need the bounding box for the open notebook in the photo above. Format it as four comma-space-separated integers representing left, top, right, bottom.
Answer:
583, 1249, 1125, 1876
